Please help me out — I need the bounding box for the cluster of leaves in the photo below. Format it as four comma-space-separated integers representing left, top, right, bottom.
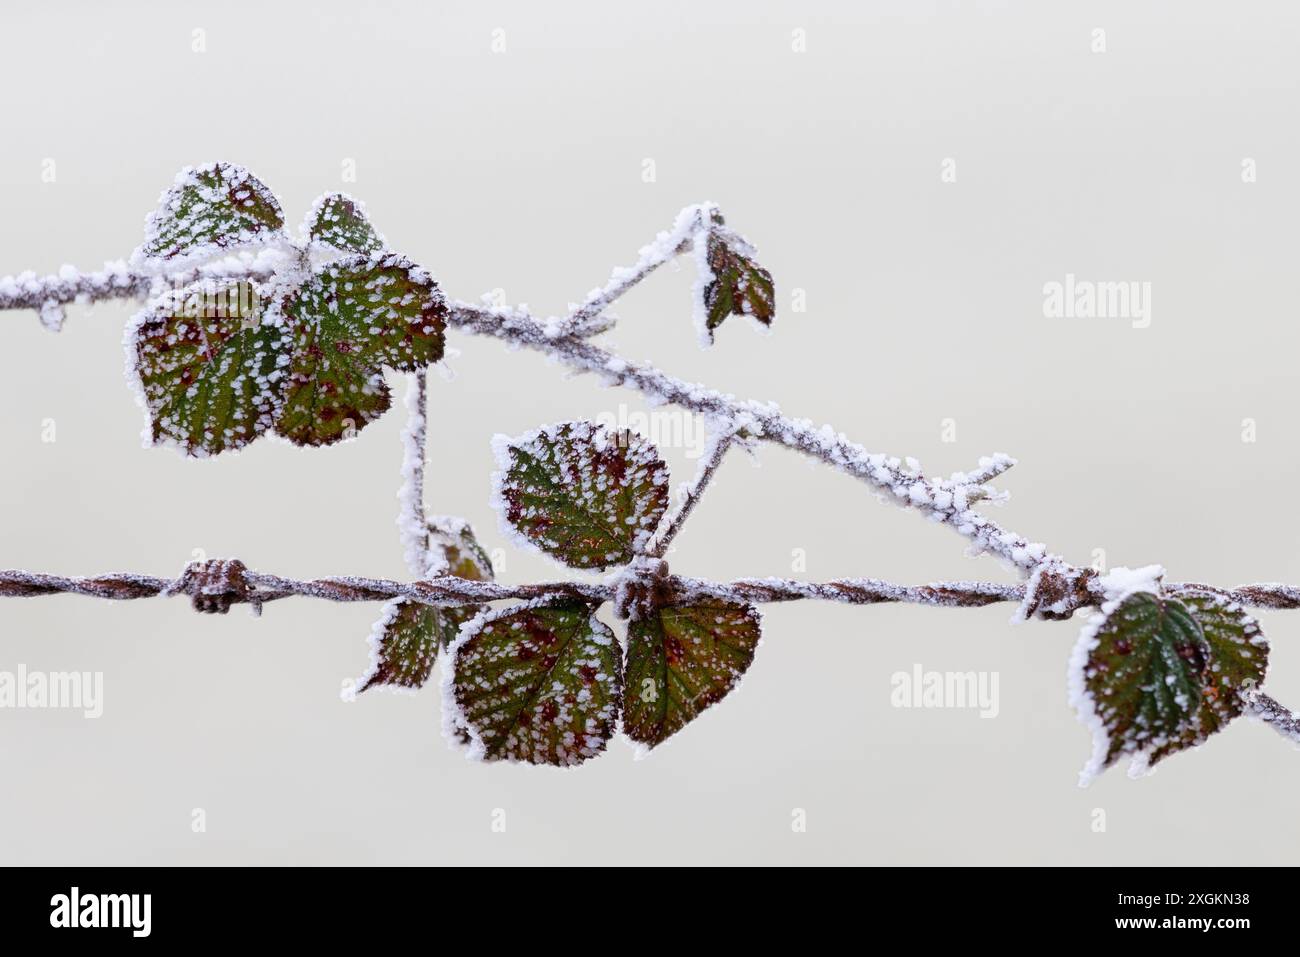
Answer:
125, 165, 778, 767
1071, 586, 1268, 780
124, 165, 778, 455
127, 163, 446, 454
355, 420, 762, 767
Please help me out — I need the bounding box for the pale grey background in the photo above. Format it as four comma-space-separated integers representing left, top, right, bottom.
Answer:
1, 0, 1297, 865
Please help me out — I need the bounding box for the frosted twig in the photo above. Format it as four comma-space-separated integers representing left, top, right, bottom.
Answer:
644, 423, 738, 558
0, 257, 282, 318
1245, 692, 1300, 747
958, 453, 1017, 486
397, 372, 432, 577
554, 203, 710, 338
4, 254, 1045, 578
446, 298, 1047, 576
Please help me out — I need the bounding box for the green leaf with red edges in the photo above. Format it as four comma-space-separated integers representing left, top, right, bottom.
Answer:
623, 601, 761, 749
274, 253, 447, 447
697, 213, 774, 343
128, 279, 290, 456
136, 162, 285, 264
491, 420, 669, 570
449, 600, 621, 766
304, 192, 384, 254
1072, 592, 1214, 779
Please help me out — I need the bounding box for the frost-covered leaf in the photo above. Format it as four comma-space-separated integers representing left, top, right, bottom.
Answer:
304, 192, 384, 254
354, 599, 441, 695
128, 279, 289, 456
1071, 592, 1212, 779
1177, 591, 1269, 742
448, 600, 621, 766
695, 215, 774, 344
136, 162, 285, 264
274, 254, 447, 447
623, 601, 761, 749
491, 420, 669, 570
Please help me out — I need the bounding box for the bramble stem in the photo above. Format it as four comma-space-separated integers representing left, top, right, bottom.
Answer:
397, 371, 433, 577
644, 424, 737, 558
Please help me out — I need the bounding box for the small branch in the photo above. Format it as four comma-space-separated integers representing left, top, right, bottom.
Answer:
644, 423, 737, 557
397, 371, 433, 577
958, 453, 1017, 487
1246, 692, 1300, 746
552, 204, 710, 338
447, 298, 1043, 575
0, 256, 282, 317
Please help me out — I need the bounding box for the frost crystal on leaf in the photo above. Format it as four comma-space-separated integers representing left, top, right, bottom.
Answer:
623, 601, 761, 749
127, 278, 288, 456
447, 599, 622, 767
303, 192, 385, 255
134, 162, 286, 265
490, 420, 670, 570
274, 254, 447, 446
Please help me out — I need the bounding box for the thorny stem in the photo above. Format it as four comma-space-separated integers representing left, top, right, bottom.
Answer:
4, 564, 1300, 614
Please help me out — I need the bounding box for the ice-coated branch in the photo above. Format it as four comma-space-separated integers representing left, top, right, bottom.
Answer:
397, 371, 433, 577
554, 203, 711, 338
3, 252, 1049, 583
446, 297, 1049, 577
644, 421, 739, 558
0, 255, 283, 322
1245, 692, 1300, 747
